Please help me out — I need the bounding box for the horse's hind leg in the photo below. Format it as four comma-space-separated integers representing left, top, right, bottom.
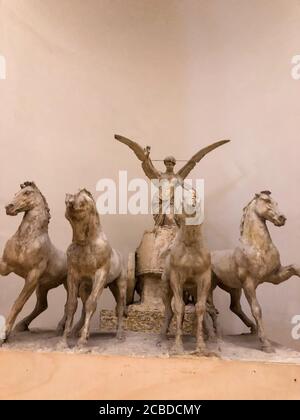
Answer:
229, 288, 256, 334
203, 287, 220, 340
243, 279, 274, 353
109, 269, 127, 340
14, 283, 50, 332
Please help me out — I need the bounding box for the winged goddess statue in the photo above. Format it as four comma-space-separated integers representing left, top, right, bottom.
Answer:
115, 134, 230, 226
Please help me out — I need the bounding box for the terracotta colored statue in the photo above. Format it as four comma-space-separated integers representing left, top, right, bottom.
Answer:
211, 191, 300, 352
0, 182, 68, 344
60, 189, 126, 348
160, 191, 215, 355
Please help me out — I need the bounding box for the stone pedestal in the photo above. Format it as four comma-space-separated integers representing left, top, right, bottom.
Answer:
100, 304, 196, 334
132, 226, 177, 306
137, 273, 164, 308
111, 225, 182, 334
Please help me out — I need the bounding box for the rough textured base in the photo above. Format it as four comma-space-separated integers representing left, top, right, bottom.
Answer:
100, 304, 195, 334
0, 330, 300, 399
1, 329, 300, 364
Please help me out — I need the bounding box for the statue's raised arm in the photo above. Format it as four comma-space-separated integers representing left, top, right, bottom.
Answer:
115, 134, 161, 180
176, 139, 230, 180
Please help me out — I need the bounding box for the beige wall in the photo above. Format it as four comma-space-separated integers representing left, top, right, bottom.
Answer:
0, 0, 300, 349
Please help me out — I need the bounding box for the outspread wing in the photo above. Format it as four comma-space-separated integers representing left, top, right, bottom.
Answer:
177, 139, 230, 179
115, 134, 146, 161
115, 134, 161, 180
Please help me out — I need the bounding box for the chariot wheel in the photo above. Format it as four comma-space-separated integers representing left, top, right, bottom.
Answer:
126, 252, 136, 305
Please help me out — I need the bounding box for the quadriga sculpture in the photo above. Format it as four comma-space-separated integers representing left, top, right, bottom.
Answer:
60, 189, 126, 348
160, 190, 215, 356
211, 191, 300, 352
0, 182, 68, 344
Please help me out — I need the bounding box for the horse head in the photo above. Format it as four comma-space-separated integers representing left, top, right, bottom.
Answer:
253, 191, 286, 227
5, 181, 49, 218
65, 188, 96, 223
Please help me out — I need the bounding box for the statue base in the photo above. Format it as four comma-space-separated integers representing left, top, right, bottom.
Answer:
1, 331, 300, 399
100, 303, 196, 334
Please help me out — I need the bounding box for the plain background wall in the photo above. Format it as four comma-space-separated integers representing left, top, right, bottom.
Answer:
0, 0, 300, 350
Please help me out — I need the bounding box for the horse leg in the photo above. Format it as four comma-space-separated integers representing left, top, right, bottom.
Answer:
110, 268, 127, 340
14, 283, 50, 332
56, 281, 68, 335
78, 264, 109, 347
229, 288, 257, 334
194, 269, 212, 355
206, 287, 221, 339
268, 265, 300, 284
108, 282, 120, 332
170, 269, 184, 354
71, 281, 91, 337
59, 269, 80, 347
191, 285, 214, 341
243, 278, 274, 353
159, 270, 173, 342
1, 263, 46, 344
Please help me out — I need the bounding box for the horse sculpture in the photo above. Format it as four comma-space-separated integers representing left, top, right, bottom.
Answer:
0, 182, 68, 344
160, 191, 215, 355
211, 191, 300, 352
60, 189, 126, 348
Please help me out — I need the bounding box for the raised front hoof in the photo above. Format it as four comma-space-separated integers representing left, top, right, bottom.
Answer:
262, 344, 275, 353
250, 326, 257, 335
14, 323, 29, 333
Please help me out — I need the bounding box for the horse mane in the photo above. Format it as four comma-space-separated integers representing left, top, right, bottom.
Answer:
240, 190, 272, 236
21, 181, 51, 223
240, 198, 255, 236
